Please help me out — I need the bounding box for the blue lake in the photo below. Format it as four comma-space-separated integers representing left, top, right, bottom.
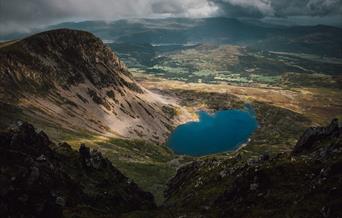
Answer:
167, 107, 258, 156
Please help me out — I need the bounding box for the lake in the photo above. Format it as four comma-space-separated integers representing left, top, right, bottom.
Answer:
167, 107, 258, 156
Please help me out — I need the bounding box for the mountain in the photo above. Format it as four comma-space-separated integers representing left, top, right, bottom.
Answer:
254, 25, 342, 58
0, 29, 181, 144
0, 24, 341, 218
49, 18, 342, 58
0, 121, 155, 217
2, 18, 341, 57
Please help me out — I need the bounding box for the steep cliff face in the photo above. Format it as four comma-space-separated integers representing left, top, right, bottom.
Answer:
162, 120, 342, 217
0, 122, 155, 218
0, 29, 178, 143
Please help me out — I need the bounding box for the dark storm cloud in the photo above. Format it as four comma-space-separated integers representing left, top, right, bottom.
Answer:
0, 0, 342, 34
212, 0, 342, 18
211, 0, 274, 18
272, 0, 342, 17
0, 0, 155, 34
0, 0, 218, 34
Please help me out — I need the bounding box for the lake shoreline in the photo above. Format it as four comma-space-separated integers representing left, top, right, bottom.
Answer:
167, 108, 258, 156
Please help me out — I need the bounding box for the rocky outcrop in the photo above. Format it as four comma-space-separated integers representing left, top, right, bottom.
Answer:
0, 122, 155, 218
164, 161, 201, 201
293, 118, 341, 154
79, 143, 109, 169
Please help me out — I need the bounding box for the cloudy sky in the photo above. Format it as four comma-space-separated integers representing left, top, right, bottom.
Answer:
1, 0, 342, 34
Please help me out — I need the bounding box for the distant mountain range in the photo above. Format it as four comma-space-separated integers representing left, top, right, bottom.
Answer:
2, 17, 342, 57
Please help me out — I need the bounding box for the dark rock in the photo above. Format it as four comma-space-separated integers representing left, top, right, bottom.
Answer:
27, 166, 40, 186
38, 131, 51, 145
259, 153, 270, 161
58, 142, 72, 151
55, 197, 66, 207
0, 122, 155, 218
293, 118, 341, 154
36, 154, 47, 162
249, 183, 258, 191
79, 145, 107, 169
164, 161, 201, 200
90, 149, 107, 169
79, 143, 91, 159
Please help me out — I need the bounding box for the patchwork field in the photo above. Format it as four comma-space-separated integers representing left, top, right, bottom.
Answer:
112, 43, 342, 89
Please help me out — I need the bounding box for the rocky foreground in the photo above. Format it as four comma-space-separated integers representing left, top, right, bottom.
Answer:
162, 119, 342, 217
0, 122, 155, 217
0, 119, 341, 217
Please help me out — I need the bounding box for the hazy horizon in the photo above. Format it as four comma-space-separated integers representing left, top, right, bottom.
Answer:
1, 0, 342, 35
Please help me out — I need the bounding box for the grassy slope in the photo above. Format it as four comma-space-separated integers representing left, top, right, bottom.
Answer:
96, 138, 176, 204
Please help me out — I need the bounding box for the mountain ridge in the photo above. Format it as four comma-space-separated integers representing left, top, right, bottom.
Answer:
0, 121, 156, 217
2, 17, 341, 57
0, 29, 186, 144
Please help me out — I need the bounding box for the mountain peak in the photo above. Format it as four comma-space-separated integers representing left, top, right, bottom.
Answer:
0, 29, 177, 143
0, 28, 138, 92
22, 28, 101, 45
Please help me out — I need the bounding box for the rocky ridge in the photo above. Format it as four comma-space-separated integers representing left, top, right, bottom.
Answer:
0, 121, 155, 217
293, 118, 341, 154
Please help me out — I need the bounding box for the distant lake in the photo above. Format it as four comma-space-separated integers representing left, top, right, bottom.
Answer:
167, 107, 258, 156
